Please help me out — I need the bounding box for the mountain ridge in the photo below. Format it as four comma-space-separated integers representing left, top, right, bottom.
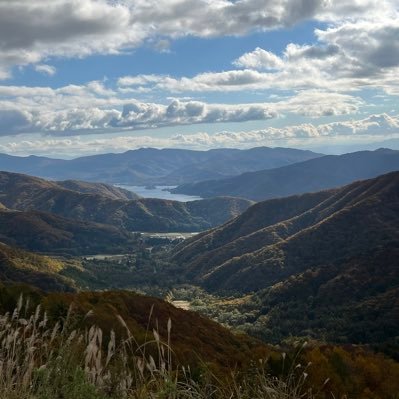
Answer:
0, 146, 322, 185
0, 242, 74, 291
0, 171, 253, 232
171, 171, 399, 349
0, 208, 137, 255
172, 171, 399, 291
172, 148, 399, 200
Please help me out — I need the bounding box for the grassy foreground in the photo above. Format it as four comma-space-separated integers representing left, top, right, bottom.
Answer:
0, 296, 317, 399
1, 289, 399, 398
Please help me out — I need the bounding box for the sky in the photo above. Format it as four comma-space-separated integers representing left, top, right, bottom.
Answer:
0, 0, 399, 158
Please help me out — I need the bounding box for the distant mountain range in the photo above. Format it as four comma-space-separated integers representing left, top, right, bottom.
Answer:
0, 147, 322, 185
172, 148, 399, 200
0, 171, 253, 233
172, 172, 399, 346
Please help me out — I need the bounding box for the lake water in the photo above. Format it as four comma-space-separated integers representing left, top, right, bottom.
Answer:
116, 185, 202, 202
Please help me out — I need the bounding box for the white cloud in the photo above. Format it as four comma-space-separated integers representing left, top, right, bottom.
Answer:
34, 64, 56, 76
0, 0, 397, 77
230, 18, 399, 94
1, 112, 398, 157
118, 74, 166, 87
0, 0, 135, 77
170, 113, 399, 146
0, 0, 397, 139
277, 91, 362, 117
0, 79, 364, 136
115, 11, 399, 96
0, 81, 288, 135
233, 47, 284, 70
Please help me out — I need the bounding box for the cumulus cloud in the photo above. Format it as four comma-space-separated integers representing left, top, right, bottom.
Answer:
277, 91, 362, 117
170, 113, 399, 147
115, 9, 399, 96
229, 18, 399, 94
0, 0, 397, 77
0, 109, 32, 134
0, 81, 288, 135
233, 47, 284, 70
0, 0, 134, 77
1, 0, 397, 139
34, 64, 56, 76
0, 78, 364, 136
113, 100, 276, 129
1, 112, 398, 157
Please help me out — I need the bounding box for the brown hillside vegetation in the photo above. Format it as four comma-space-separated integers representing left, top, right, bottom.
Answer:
0, 171, 253, 232
173, 171, 399, 291
0, 209, 137, 255
172, 172, 399, 351
0, 243, 74, 291
0, 284, 269, 370
56, 179, 141, 200
1, 284, 399, 398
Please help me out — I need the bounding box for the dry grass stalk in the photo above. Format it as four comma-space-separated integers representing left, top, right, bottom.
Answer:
0, 295, 319, 399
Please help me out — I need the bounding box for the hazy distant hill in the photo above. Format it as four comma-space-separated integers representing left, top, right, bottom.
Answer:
0, 153, 65, 176
172, 172, 399, 347
172, 148, 399, 200
0, 171, 253, 232
0, 147, 322, 185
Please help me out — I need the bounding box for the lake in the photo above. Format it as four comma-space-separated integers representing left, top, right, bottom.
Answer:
116, 185, 202, 202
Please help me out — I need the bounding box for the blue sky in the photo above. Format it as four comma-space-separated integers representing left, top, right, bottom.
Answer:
9, 21, 320, 88
0, 0, 398, 158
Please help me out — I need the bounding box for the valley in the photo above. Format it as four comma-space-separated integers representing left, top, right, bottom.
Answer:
0, 146, 398, 398
3, 3, 399, 396
3, 169, 396, 355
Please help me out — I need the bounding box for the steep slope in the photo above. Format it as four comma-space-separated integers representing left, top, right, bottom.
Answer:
1, 285, 399, 399
172, 172, 399, 348
0, 283, 270, 370
0, 171, 252, 232
172, 148, 399, 200
0, 147, 322, 185
173, 171, 399, 291
0, 209, 136, 255
56, 180, 140, 200
0, 171, 139, 201
250, 244, 399, 347
0, 243, 74, 291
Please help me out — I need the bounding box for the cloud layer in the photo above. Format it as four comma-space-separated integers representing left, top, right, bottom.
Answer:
0, 0, 398, 146
0, 80, 364, 136
1, 112, 398, 157
0, 83, 278, 135
118, 15, 399, 96
0, 0, 397, 77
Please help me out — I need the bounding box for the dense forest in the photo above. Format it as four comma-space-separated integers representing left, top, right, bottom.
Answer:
0, 163, 398, 398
